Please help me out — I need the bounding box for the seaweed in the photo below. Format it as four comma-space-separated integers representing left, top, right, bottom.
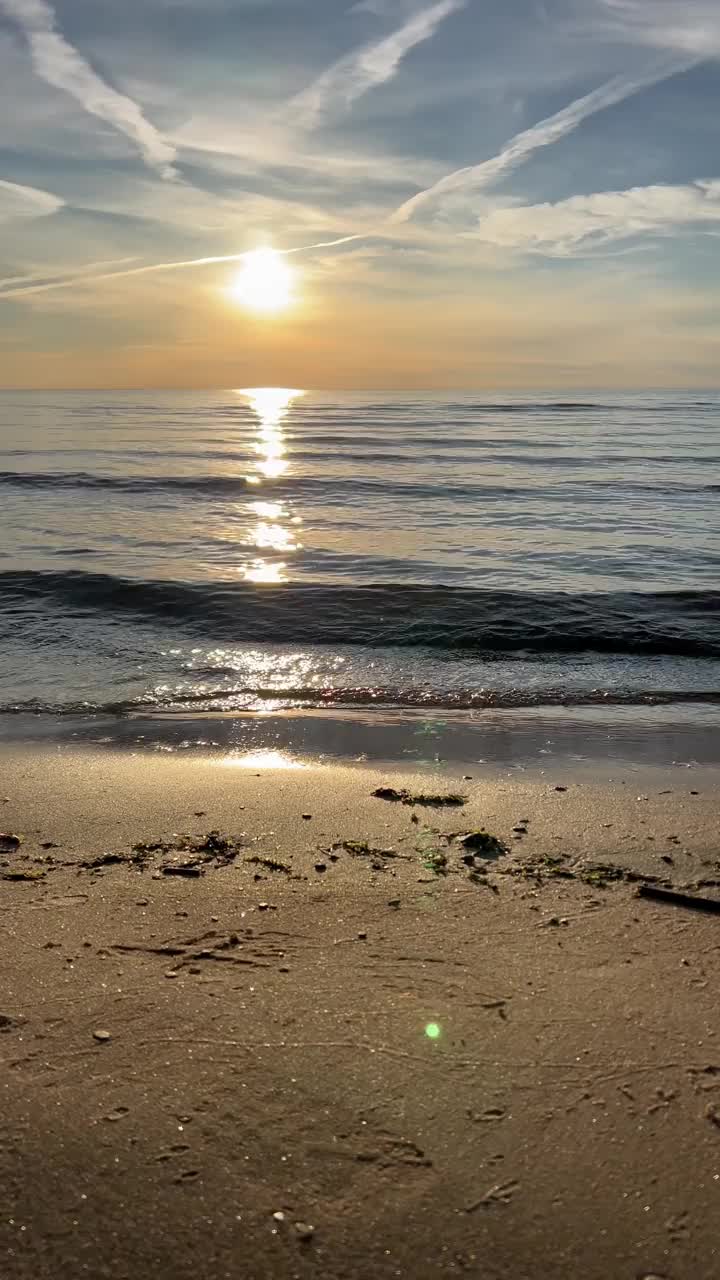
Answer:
457, 830, 508, 859
372, 787, 466, 808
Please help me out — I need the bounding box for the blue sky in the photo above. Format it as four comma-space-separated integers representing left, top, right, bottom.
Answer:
1, 0, 719, 387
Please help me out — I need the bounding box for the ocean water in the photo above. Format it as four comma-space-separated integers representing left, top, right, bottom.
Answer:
1, 388, 719, 735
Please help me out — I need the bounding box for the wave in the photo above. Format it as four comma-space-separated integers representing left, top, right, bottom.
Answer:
2, 686, 720, 717
1, 469, 718, 501
2, 570, 718, 657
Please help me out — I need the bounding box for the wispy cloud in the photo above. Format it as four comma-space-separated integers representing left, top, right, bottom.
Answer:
291, 0, 464, 127
0, 0, 177, 177
468, 178, 720, 257
390, 56, 696, 222
0, 176, 63, 222
593, 1, 720, 56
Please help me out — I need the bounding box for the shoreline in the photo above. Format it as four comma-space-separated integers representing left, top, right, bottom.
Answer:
2, 742, 719, 1277
2, 700, 720, 776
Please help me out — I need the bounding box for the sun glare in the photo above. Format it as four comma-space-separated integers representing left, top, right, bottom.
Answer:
229, 249, 294, 313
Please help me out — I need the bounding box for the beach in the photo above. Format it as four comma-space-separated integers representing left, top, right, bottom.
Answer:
2, 740, 719, 1279
1, 390, 718, 1276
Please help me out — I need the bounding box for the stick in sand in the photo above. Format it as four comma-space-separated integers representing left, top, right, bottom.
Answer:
636, 884, 720, 914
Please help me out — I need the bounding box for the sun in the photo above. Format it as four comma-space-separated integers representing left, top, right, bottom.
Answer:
229, 249, 295, 313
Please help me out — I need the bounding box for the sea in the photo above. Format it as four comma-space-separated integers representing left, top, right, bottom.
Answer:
1, 388, 718, 768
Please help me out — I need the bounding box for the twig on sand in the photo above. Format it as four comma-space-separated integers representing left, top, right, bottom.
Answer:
636, 885, 720, 914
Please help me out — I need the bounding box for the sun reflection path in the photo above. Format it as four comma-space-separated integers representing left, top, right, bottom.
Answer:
235, 388, 305, 583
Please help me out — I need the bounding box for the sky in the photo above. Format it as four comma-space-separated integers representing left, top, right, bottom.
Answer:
0, 0, 719, 389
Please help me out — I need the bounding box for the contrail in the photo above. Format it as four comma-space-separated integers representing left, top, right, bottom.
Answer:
390, 56, 698, 222
0, 0, 177, 179
0, 257, 140, 290
0, 236, 367, 301
291, 0, 464, 128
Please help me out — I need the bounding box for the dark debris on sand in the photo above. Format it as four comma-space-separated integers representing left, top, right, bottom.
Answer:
372, 786, 467, 807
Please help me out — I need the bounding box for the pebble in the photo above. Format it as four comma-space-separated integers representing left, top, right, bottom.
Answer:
165, 970, 179, 979
357, 931, 367, 940
272, 1211, 286, 1223
104, 1107, 129, 1123
302, 813, 313, 820
93, 1029, 112, 1043
554, 786, 568, 793
294, 1222, 315, 1243
314, 863, 327, 874
388, 899, 401, 909
135, 898, 149, 907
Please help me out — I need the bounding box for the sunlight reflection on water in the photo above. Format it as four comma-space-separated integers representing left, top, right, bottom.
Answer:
236, 387, 305, 583
220, 748, 306, 769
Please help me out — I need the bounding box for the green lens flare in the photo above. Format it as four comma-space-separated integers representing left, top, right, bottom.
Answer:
425, 1022, 441, 1040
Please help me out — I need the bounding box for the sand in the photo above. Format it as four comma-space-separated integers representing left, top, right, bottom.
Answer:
1, 743, 719, 1279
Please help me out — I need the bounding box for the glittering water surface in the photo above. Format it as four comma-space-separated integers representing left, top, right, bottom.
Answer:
0, 388, 718, 718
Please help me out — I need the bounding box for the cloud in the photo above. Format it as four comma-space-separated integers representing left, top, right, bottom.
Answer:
0, 0, 177, 177
468, 178, 720, 257
390, 56, 696, 222
291, 0, 464, 127
0, 176, 63, 223
593, 1, 720, 56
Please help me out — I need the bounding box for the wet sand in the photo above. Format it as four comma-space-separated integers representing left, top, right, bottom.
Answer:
1, 744, 719, 1279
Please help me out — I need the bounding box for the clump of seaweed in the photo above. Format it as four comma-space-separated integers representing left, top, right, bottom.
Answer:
372, 787, 466, 808
457, 830, 508, 859
130, 830, 247, 874
246, 855, 291, 875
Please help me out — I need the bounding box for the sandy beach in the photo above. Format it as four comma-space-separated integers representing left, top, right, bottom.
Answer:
1, 742, 719, 1279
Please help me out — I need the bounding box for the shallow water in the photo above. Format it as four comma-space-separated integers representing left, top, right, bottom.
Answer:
1, 388, 718, 718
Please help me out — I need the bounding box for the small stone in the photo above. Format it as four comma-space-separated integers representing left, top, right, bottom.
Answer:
135, 898, 149, 906
314, 863, 327, 874
357, 931, 367, 940
165, 970, 178, 978
257, 902, 276, 912
554, 786, 568, 793
706, 1102, 720, 1129
104, 1107, 129, 1123
93, 1029, 112, 1043
388, 899, 401, 909
194, 811, 206, 817
302, 814, 312, 821
188, 965, 202, 975
272, 1211, 286, 1223
0, 833, 22, 851
294, 1221, 315, 1243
